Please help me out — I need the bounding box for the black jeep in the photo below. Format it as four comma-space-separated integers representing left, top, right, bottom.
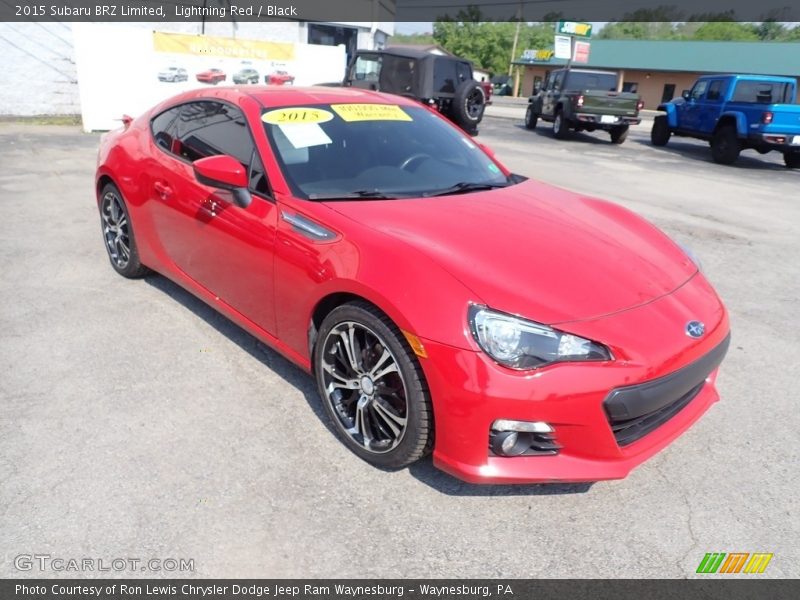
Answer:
343, 47, 487, 135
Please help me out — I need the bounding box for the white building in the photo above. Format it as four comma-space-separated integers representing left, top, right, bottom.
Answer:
0, 20, 394, 116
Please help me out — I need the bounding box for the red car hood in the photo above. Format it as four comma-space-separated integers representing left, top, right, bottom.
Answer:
326, 179, 697, 324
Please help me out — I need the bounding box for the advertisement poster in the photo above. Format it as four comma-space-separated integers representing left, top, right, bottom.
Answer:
73, 25, 347, 131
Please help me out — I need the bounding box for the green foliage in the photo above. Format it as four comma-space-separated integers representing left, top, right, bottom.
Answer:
432, 19, 553, 75
692, 22, 759, 41
598, 19, 800, 42
390, 33, 435, 46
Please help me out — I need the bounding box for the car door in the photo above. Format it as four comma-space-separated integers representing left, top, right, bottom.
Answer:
694, 79, 725, 134
542, 70, 563, 118
678, 79, 708, 132
147, 100, 279, 334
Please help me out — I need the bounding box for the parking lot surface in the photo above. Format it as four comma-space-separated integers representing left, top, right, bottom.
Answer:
1, 118, 798, 578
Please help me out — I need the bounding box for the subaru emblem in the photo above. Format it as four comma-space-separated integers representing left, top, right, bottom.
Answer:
686, 321, 705, 338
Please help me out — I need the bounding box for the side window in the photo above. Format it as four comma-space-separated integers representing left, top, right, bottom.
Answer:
455, 62, 471, 84
706, 80, 723, 101
380, 55, 415, 93
353, 55, 381, 82
552, 71, 564, 92
150, 107, 181, 152
690, 80, 708, 101
731, 81, 789, 104
173, 101, 253, 167
434, 58, 458, 94
154, 101, 270, 198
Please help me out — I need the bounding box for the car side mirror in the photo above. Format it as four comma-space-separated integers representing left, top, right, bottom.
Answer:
681, 90, 691, 101
193, 155, 252, 209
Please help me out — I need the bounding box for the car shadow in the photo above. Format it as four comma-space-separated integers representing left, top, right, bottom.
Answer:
511, 122, 616, 145
630, 137, 788, 170
144, 274, 595, 497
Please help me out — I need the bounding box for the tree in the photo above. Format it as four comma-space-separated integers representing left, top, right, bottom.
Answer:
692, 22, 759, 41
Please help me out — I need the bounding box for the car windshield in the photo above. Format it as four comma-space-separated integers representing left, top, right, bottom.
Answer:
262, 104, 510, 199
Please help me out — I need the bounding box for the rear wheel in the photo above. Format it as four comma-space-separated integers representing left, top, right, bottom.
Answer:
711, 125, 741, 165
99, 183, 149, 279
651, 115, 671, 146
552, 109, 569, 139
785, 152, 800, 169
610, 125, 629, 144
314, 302, 433, 469
524, 105, 538, 130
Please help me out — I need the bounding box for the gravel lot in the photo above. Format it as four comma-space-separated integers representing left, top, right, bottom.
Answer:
1, 118, 798, 579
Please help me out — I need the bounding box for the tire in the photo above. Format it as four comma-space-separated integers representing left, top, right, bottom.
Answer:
552, 109, 569, 139
98, 183, 149, 279
524, 105, 538, 130
711, 125, 741, 165
610, 125, 629, 144
785, 152, 800, 169
313, 301, 433, 470
651, 115, 670, 146
450, 80, 485, 129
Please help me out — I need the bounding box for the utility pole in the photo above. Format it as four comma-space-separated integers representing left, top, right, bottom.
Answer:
507, 0, 522, 76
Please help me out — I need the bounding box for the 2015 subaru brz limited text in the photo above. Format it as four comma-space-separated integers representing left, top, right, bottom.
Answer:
95, 86, 730, 484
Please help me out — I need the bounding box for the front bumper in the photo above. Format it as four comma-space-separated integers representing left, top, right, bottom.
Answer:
418, 273, 729, 484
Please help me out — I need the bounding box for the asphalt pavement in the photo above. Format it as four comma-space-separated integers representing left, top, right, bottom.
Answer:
0, 119, 798, 578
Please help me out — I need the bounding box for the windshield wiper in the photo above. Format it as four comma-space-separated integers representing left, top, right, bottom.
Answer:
307, 189, 400, 200
424, 181, 510, 197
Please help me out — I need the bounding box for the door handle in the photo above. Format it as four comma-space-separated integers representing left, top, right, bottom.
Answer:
154, 181, 173, 200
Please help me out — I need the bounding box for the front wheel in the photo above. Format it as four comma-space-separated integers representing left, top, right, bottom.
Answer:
785, 152, 800, 169
314, 302, 433, 469
651, 115, 671, 146
711, 125, 741, 165
610, 125, 629, 144
552, 110, 569, 139
524, 105, 538, 130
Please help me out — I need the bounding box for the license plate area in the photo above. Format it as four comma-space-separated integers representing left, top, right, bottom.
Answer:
792, 135, 800, 145
600, 115, 617, 124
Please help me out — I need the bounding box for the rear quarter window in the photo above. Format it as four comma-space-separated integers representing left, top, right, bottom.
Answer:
731, 81, 791, 104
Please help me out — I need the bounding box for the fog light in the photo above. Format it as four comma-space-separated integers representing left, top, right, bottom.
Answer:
491, 430, 530, 457
491, 419, 553, 433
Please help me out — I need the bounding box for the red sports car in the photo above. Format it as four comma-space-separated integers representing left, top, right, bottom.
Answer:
195, 68, 226, 85
95, 87, 730, 484
266, 70, 295, 85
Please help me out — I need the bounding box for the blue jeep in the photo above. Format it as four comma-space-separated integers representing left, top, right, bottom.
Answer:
651, 74, 800, 168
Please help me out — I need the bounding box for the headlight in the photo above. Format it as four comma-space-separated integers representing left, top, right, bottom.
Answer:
468, 306, 612, 370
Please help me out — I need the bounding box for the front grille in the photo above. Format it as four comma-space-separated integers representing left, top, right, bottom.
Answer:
608, 381, 704, 446
604, 334, 730, 447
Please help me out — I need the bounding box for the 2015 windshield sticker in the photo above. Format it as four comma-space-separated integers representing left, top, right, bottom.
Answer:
262, 108, 334, 125
331, 104, 412, 122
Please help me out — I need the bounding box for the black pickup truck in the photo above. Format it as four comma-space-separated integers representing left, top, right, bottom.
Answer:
525, 68, 643, 144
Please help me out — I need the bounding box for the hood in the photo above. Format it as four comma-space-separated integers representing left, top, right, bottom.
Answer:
327, 179, 697, 324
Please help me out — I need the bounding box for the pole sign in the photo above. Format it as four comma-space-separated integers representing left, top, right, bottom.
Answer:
556, 21, 593, 38
573, 40, 591, 63
554, 35, 572, 59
